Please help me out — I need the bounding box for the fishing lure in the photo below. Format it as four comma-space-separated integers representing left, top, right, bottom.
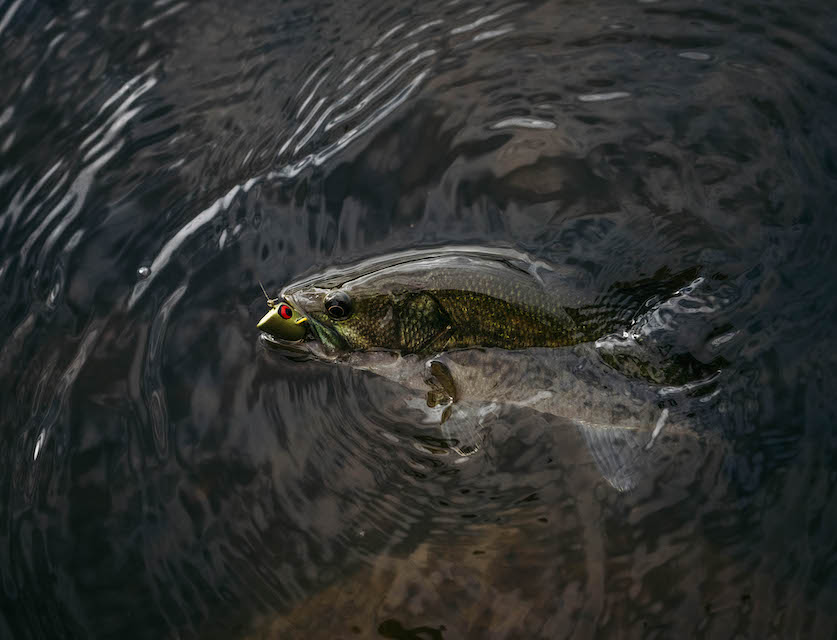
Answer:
257, 282, 308, 342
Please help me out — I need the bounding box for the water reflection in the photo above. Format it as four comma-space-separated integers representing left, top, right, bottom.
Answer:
1, 0, 836, 637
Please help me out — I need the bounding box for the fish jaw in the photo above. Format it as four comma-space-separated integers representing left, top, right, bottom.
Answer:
282, 292, 350, 358
255, 290, 348, 361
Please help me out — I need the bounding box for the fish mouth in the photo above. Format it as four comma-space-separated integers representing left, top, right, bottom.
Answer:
259, 331, 316, 361
256, 297, 314, 359
257, 297, 345, 362
260, 330, 344, 363
258, 319, 339, 363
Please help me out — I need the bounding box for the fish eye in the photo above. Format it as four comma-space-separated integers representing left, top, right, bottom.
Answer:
278, 303, 293, 320
324, 290, 352, 320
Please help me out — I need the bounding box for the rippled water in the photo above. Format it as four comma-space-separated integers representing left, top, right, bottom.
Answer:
2, 0, 837, 637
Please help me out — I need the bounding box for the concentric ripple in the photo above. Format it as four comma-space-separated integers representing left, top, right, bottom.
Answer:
1, 0, 837, 638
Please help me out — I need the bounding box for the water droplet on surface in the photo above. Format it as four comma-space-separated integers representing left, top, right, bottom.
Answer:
137, 266, 150, 279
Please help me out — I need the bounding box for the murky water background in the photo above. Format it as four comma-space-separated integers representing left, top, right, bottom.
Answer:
2, 0, 837, 637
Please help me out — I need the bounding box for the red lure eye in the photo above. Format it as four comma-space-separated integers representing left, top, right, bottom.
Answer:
278, 304, 293, 319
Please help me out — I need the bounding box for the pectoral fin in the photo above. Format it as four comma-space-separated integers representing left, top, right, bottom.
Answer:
421, 358, 487, 456
424, 359, 458, 409
576, 421, 649, 492
439, 403, 498, 457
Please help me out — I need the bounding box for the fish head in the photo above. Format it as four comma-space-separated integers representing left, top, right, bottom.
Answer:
259, 263, 450, 359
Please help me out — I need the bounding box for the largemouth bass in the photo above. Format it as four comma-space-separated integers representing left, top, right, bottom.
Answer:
258, 246, 715, 490
260, 246, 648, 354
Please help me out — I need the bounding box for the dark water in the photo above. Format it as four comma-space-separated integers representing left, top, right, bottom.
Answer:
2, 0, 837, 637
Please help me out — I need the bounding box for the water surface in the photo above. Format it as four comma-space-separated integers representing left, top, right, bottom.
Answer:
2, 0, 837, 638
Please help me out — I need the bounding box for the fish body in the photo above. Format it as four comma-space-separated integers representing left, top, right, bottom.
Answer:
339, 343, 695, 490
274, 246, 629, 356
341, 344, 675, 432
259, 246, 712, 490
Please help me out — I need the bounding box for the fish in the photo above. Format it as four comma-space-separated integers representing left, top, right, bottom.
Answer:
258, 246, 717, 490
261, 246, 648, 354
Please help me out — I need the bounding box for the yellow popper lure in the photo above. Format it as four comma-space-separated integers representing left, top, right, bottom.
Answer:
257, 287, 309, 342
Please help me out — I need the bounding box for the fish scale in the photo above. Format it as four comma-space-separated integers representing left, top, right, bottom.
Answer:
428, 290, 583, 350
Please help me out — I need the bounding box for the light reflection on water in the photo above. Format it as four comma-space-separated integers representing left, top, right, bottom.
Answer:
1, 0, 837, 638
